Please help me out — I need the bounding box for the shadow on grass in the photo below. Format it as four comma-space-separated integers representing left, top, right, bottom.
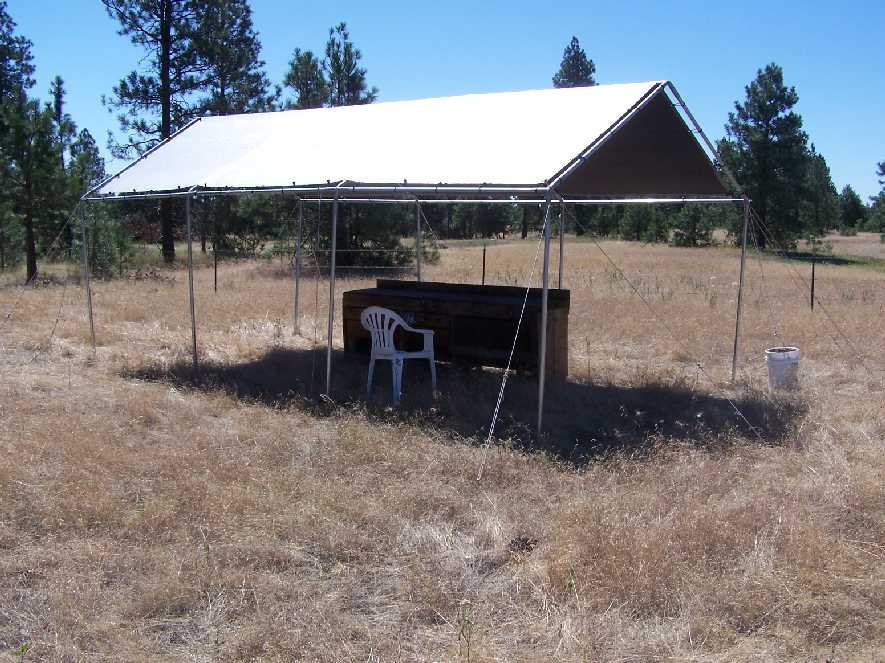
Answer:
124, 347, 806, 464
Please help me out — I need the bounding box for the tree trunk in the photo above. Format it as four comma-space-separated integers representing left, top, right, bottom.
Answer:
521, 208, 528, 239
160, 199, 175, 263
159, 0, 175, 263
24, 180, 37, 284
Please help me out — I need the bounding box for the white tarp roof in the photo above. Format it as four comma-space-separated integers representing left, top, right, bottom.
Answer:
95, 81, 703, 196
91, 80, 731, 199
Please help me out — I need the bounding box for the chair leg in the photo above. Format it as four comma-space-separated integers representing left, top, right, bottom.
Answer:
392, 358, 403, 406
366, 357, 376, 400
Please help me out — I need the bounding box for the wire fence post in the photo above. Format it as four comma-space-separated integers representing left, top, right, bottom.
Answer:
325, 189, 339, 395
731, 196, 750, 382
537, 191, 553, 435
293, 198, 303, 334
482, 242, 487, 285
415, 199, 422, 281
186, 193, 198, 372
810, 257, 816, 311
79, 203, 96, 351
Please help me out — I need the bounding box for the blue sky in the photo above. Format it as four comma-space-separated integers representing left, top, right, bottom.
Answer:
8, 0, 885, 199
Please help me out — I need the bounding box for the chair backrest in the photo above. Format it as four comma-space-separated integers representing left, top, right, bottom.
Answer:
360, 306, 404, 355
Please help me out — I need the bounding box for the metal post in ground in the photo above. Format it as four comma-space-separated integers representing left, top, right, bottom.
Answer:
213, 220, 218, 293
325, 190, 339, 395
293, 198, 303, 334
482, 243, 487, 285
558, 205, 565, 289
731, 196, 750, 382
415, 199, 422, 281
537, 191, 553, 435
79, 203, 96, 351
185, 194, 198, 372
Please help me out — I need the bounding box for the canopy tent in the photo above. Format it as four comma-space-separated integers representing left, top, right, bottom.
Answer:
81, 80, 749, 434
88, 80, 729, 200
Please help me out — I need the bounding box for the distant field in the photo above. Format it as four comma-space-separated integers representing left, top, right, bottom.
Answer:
799, 231, 885, 261
1, 237, 883, 661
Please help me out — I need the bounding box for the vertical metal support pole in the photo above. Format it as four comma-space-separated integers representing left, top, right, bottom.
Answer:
213, 231, 218, 293
325, 190, 339, 395
293, 199, 304, 334
810, 258, 815, 311
731, 196, 750, 382
537, 192, 553, 435
558, 205, 565, 289
79, 203, 96, 351
415, 199, 422, 282
186, 194, 198, 372
481, 243, 487, 285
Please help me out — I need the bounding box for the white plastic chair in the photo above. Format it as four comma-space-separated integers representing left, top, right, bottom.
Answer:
360, 306, 437, 405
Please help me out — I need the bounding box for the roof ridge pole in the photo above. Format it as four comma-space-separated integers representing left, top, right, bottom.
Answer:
537, 189, 553, 436
731, 195, 751, 382
185, 189, 199, 372
325, 185, 341, 395
293, 198, 303, 335
79, 202, 96, 351
415, 198, 422, 282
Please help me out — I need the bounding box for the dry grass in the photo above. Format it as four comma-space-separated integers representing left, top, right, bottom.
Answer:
1, 236, 883, 661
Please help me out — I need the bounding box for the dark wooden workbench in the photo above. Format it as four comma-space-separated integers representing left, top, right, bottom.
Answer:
342, 280, 569, 379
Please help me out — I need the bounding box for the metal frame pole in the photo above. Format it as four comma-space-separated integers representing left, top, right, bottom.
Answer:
186, 194, 198, 371
731, 196, 750, 382
537, 191, 553, 435
558, 205, 565, 289
79, 203, 96, 351
415, 199, 422, 281
293, 198, 303, 334
325, 190, 339, 394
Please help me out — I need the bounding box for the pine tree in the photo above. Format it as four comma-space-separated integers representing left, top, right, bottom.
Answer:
0, 0, 34, 269
0, 1, 32, 101
192, 0, 275, 115
552, 37, 596, 88
103, 0, 202, 263
283, 48, 327, 109
324, 23, 377, 107
4, 96, 65, 282
838, 184, 867, 231
719, 64, 808, 248
801, 146, 839, 237
877, 161, 884, 188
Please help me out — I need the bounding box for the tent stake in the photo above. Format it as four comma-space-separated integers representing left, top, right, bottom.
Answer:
325, 190, 339, 395
731, 196, 750, 382
415, 199, 422, 281
186, 194, 198, 372
537, 192, 553, 435
79, 203, 96, 351
293, 198, 303, 334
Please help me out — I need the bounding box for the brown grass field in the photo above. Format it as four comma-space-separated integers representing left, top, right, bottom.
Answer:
1, 234, 883, 662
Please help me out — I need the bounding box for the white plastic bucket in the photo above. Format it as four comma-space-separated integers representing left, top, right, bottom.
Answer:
764, 347, 801, 391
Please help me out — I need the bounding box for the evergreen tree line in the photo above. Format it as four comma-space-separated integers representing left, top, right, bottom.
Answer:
3, 11, 884, 282
0, 2, 108, 282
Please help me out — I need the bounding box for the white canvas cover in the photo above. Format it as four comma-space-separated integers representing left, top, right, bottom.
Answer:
93, 81, 673, 197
